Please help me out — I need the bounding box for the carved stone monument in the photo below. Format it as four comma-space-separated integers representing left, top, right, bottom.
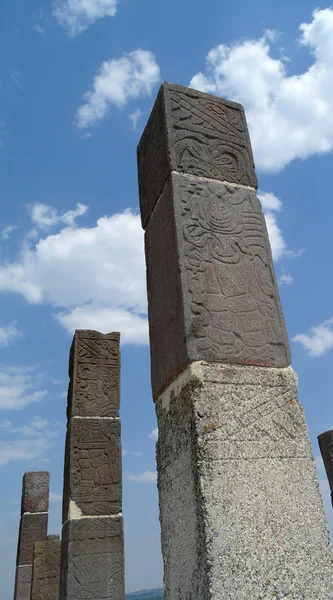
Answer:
13, 472, 49, 600
59, 330, 125, 600
31, 535, 61, 600
138, 83, 333, 599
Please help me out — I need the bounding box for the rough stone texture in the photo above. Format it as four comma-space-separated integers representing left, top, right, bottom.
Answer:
145, 173, 291, 399
137, 82, 258, 228
67, 330, 120, 420
16, 513, 48, 566
13, 566, 33, 600
21, 471, 50, 515
60, 517, 125, 600
62, 417, 122, 520
31, 538, 61, 600
156, 362, 333, 600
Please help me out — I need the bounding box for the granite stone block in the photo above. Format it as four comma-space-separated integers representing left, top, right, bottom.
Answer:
21, 471, 50, 515
68, 330, 120, 419
60, 517, 125, 600
145, 173, 291, 399
31, 538, 61, 600
16, 513, 48, 566
138, 83, 258, 228
156, 362, 333, 600
62, 417, 122, 521
13, 565, 33, 600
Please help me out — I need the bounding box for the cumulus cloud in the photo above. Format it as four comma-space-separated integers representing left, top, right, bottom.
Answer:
293, 318, 333, 357
0, 204, 147, 345
1, 225, 17, 240
128, 470, 157, 483
0, 321, 22, 347
53, 0, 119, 36
0, 367, 47, 410
75, 50, 160, 130
190, 8, 333, 172
278, 272, 294, 287
257, 191, 286, 261
0, 416, 61, 465
148, 428, 158, 441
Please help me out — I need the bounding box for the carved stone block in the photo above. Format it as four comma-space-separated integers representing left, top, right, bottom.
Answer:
68, 330, 120, 419
138, 83, 258, 228
14, 565, 33, 600
62, 418, 122, 520
145, 173, 291, 399
16, 513, 48, 566
21, 471, 50, 515
60, 517, 125, 600
31, 537, 61, 600
318, 429, 333, 491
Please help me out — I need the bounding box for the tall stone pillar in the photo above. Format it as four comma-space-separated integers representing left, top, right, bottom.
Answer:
31, 535, 61, 600
137, 83, 333, 599
59, 330, 125, 600
13, 471, 49, 600
318, 429, 333, 507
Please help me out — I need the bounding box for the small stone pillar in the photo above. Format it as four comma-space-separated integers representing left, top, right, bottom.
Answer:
31, 535, 61, 600
138, 83, 333, 599
13, 472, 49, 600
59, 330, 125, 600
318, 429, 333, 507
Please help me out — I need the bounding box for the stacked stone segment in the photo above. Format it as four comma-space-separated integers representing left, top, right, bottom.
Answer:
31, 535, 61, 600
138, 83, 333, 599
60, 330, 125, 600
13, 472, 49, 600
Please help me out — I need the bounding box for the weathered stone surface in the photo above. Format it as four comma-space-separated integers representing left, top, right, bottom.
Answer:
31, 537, 61, 600
16, 512, 48, 566
68, 330, 120, 419
60, 517, 125, 600
146, 173, 291, 399
138, 83, 258, 228
62, 417, 122, 521
156, 362, 333, 600
318, 429, 333, 492
13, 565, 32, 600
21, 471, 50, 515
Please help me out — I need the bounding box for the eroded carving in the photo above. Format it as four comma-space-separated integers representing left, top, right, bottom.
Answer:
176, 175, 290, 367
14, 566, 33, 600
21, 471, 50, 515
32, 539, 61, 600
68, 419, 121, 515
17, 513, 48, 566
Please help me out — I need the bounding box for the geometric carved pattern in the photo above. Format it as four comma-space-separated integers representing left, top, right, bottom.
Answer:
145, 174, 290, 400
16, 513, 48, 566
64, 418, 121, 518
14, 566, 33, 600
32, 538, 61, 600
60, 517, 125, 600
138, 83, 257, 228
68, 331, 120, 418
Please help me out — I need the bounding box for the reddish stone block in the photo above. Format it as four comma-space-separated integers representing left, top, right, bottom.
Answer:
16, 513, 48, 566
21, 471, 50, 515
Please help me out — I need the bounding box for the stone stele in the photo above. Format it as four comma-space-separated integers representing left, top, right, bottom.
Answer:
145, 173, 291, 399
21, 471, 50, 515
13, 565, 33, 600
156, 362, 333, 600
137, 82, 258, 228
31, 536, 61, 600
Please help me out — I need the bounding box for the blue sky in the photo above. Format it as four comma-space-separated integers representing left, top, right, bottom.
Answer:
1, 0, 333, 596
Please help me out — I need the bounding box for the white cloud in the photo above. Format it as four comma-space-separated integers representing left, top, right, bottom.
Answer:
0, 367, 47, 410
0, 205, 147, 345
0, 322, 22, 347
53, 0, 119, 36
33, 8, 49, 34
148, 428, 158, 441
190, 8, 333, 172
0, 417, 62, 466
75, 50, 160, 130
278, 273, 294, 287
257, 191, 286, 261
257, 192, 282, 212
293, 318, 333, 357
28, 202, 88, 229
128, 109, 143, 130
49, 492, 62, 502
1, 225, 17, 240
128, 470, 157, 484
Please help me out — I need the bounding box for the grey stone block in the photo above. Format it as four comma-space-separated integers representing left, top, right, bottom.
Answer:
318, 429, 333, 493
68, 330, 120, 419
60, 517, 125, 600
13, 565, 32, 600
137, 82, 258, 228
145, 173, 291, 399
16, 513, 48, 566
31, 538, 61, 600
156, 363, 333, 599
62, 417, 122, 521
21, 471, 50, 515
